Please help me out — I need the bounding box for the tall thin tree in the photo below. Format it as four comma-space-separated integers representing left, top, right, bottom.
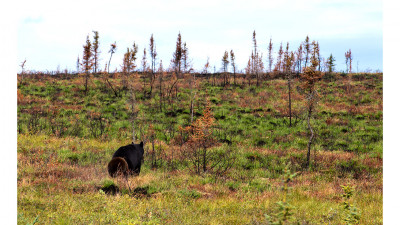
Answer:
19, 59, 27, 85
182, 42, 191, 74
172, 32, 183, 77
222, 50, 229, 86
296, 44, 303, 73
121, 42, 138, 89
92, 31, 100, 74
230, 50, 236, 85
268, 38, 273, 73
81, 35, 93, 95
203, 57, 210, 83
300, 40, 322, 168
158, 60, 164, 112
76, 56, 80, 74
251, 31, 263, 86
142, 48, 148, 73
245, 59, 252, 86
284, 42, 295, 127
303, 35, 310, 68
149, 34, 157, 94
345, 49, 353, 73
122, 43, 139, 143
149, 34, 157, 74
316, 42, 321, 72
274, 42, 283, 73
142, 47, 150, 96
252, 31, 258, 85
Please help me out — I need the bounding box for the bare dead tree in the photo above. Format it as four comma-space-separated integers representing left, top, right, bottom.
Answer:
245, 58, 251, 86
230, 50, 236, 85
108, 42, 117, 74
303, 35, 310, 68
190, 73, 197, 123
76, 56, 80, 74
182, 42, 192, 74
274, 42, 283, 73
149, 34, 157, 75
283, 42, 295, 127
345, 49, 353, 73
158, 60, 164, 112
222, 50, 229, 86
268, 38, 273, 73
101, 42, 119, 97
296, 44, 303, 73
149, 34, 158, 97
203, 57, 210, 83
19, 59, 27, 85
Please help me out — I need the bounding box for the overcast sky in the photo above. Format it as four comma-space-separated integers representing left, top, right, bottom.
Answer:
17, 0, 382, 73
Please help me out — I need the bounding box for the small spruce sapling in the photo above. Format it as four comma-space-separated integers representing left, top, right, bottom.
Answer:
341, 185, 361, 224
265, 163, 298, 224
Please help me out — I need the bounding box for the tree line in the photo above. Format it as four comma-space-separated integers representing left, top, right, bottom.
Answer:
76, 30, 355, 78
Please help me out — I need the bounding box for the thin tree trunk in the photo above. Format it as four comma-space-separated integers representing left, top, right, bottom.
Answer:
256, 73, 259, 87
108, 54, 113, 74
85, 71, 89, 95
190, 74, 196, 123
168, 80, 178, 100
288, 74, 292, 127
203, 148, 207, 173
143, 73, 146, 97
159, 74, 163, 112
298, 60, 302, 73
130, 85, 136, 143
306, 105, 314, 168
149, 73, 154, 97
105, 77, 119, 97
190, 99, 194, 123
20, 71, 24, 86
152, 140, 155, 168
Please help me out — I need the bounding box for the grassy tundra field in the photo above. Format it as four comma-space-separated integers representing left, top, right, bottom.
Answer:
17, 72, 382, 224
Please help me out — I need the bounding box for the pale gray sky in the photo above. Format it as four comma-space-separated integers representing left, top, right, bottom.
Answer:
17, 0, 382, 73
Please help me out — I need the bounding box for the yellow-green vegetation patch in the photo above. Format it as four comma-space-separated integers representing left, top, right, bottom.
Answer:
18, 74, 382, 224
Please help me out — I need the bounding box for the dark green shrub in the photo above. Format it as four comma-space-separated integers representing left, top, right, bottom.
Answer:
226, 180, 240, 191
179, 189, 202, 199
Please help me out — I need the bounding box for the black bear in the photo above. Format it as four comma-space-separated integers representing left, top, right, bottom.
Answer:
107, 141, 144, 177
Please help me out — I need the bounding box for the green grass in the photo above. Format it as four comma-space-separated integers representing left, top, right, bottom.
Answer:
18, 73, 382, 224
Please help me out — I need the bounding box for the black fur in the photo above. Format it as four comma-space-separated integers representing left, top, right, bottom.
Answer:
109, 141, 144, 176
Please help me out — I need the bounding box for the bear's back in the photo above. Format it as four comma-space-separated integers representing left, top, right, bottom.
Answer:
112, 143, 144, 173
